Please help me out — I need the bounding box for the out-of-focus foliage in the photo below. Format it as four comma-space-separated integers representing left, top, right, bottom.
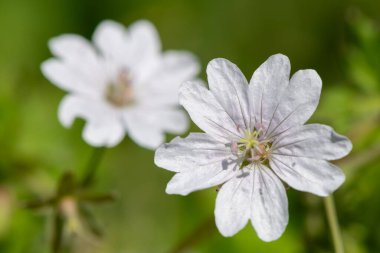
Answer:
0, 1, 379, 253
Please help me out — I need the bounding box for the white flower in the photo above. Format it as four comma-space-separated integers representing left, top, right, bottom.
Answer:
155, 54, 352, 241
41, 20, 200, 148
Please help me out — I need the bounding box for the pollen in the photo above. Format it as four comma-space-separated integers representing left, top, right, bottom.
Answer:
231, 128, 272, 165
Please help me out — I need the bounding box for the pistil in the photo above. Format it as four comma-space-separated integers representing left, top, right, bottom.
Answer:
231, 128, 272, 165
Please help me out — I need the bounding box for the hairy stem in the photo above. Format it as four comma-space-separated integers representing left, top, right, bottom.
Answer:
324, 195, 344, 253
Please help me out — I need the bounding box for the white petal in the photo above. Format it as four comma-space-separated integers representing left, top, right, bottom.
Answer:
207, 58, 251, 129
122, 105, 188, 149
270, 155, 345, 197
122, 107, 165, 149
43, 35, 106, 96
93, 20, 160, 74
82, 121, 125, 148
127, 20, 161, 58
59, 95, 124, 147
126, 20, 162, 80
273, 124, 352, 160
250, 164, 289, 242
49, 34, 99, 63
179, 81, 241, 142
165, 161, 238, 195
249, 54, 290, 131
160, 51, 200, 85
215, 169, 252, 237
93, 20, 129, 64
138, 51, 200, 106
41, 59, 104, 98
153, 108, 189, 134
264, 70, 322, 137
155, 133, 231, 172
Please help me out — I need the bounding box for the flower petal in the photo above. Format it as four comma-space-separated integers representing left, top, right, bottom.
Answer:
93, 20, 161, 75
126, 20, 161, 79
93, 20, 129, 64
49, 34, 99, 63
207, 58, 251, 129
250, 164, 289, 242
82, 121, 125, 148
155, 133, 231, 172
215, 169, 252, 237
139, 51, 200, 106
59, 95, 124, 147
249, 54, 290, 131
43, 34, 106, 96
122, 107, 165, 149
269, 155, 345, 197
155, 108, 189, 134
263, 70, 322, 137
165, 160, 238, 195
127, 20, 161, 60
179, 81, 241, 142
125, 105, 188, 135
272, 124, 352, 160
41, 59, 104, 98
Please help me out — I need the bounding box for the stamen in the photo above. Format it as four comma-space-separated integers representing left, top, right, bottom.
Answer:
230, 127, 272, 167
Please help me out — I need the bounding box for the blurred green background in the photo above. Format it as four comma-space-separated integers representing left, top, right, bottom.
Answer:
0, 0, 380, 252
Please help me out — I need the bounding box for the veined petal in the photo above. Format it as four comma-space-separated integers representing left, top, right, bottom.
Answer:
165, 159, 238, 195
272, 124, 352, 160
249, 54, 290, 131
215, 169, 252, 237
179, 81, 242, 142
264, 70, 322, 138
250, 164, 289, 242
269, 155, 345, 197
59, 95, 124, 147
207, 58, 251, 130
155, 133, 232, 172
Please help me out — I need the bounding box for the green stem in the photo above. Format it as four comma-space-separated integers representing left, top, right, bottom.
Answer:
51, 147, 106, 253
323, 195, 344, 253
51, 208, 64, 253
81, 147, 106, 187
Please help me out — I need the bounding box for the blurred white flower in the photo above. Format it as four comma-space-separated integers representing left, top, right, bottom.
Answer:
155, 54, 352, 241
42, 20, 200, 148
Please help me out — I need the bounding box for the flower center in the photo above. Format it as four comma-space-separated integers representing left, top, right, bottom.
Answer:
106, 70, 134, 107
231, 129, 272, 165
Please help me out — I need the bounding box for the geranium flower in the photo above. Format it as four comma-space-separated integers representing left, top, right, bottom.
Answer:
155, 54, 352, 241
42, 20, 200, 148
